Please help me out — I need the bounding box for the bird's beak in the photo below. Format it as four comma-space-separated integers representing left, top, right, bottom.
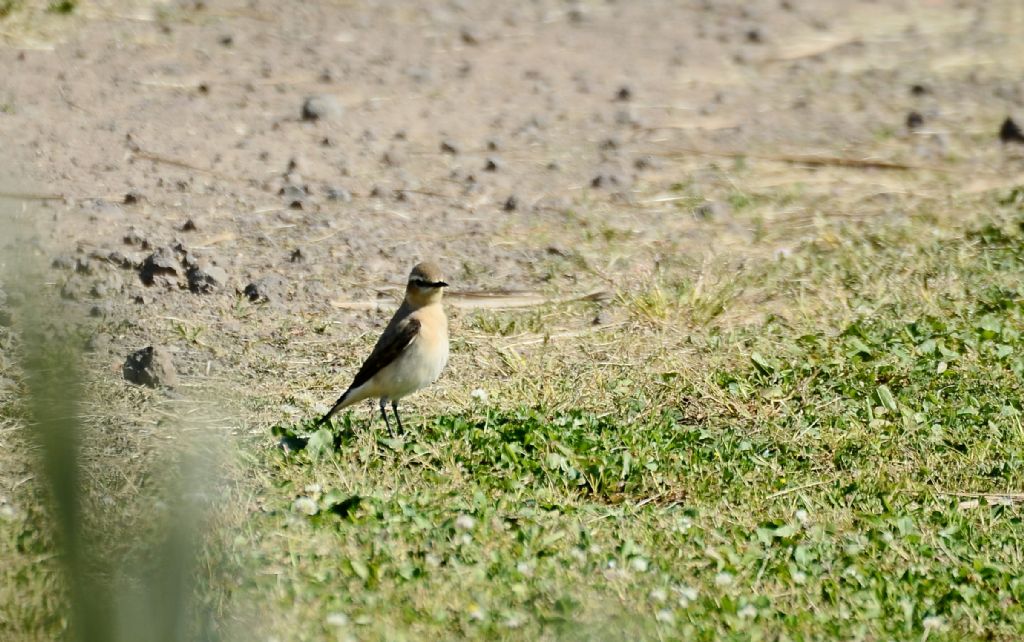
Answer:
435, 281, 449, 288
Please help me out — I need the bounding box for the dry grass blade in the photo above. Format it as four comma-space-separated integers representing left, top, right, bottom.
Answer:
0, 191, 64, 201
330, 289, 612, 311
656, 147, 957, 173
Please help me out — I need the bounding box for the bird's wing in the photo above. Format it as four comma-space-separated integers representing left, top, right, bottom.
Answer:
348, 316, 421, 390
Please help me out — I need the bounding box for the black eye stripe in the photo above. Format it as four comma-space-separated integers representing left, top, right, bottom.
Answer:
410, 277, 447, 288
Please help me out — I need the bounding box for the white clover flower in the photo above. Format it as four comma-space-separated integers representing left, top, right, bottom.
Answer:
795, 509, 809, 524
655, 609, 675, 624
470, 388, 489, 402
923, 616, 946, 630
649, 588, 668, 603
292, 497, 318, 515
714, 572, 733, 587
739, 604, 757, 619
675, 585, 699, 607
455, 514, 476, 530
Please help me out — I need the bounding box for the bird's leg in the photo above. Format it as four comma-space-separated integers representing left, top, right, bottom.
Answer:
391, 400, 405, 434
379, 398, 394, 436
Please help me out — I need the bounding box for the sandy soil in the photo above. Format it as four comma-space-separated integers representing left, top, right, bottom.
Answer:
2, 0, 1024, 510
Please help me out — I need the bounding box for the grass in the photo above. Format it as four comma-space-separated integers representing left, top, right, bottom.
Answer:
207, 199, 1024, 641
5, 193, 1024, 639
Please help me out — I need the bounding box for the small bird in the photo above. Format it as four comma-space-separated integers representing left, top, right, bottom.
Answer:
316, 261, 450, 433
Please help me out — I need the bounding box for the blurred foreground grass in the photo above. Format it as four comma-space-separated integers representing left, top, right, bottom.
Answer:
0, 201, 223, 641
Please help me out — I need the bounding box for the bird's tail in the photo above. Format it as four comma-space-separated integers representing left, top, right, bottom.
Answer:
315, 388, 354, 427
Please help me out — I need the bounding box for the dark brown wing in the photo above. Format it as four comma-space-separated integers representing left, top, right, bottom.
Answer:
348, 316, 420, 390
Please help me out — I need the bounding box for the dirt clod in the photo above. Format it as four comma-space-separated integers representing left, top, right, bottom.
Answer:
244, 275, 285, 303
999, 117, 1024, 144
123, 346, 178, 388
140, 246, 181, 287
187, 263, 228, 294
301, 95, 343, 122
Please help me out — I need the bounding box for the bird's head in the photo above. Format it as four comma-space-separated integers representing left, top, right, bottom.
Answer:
405, 261, 448, 307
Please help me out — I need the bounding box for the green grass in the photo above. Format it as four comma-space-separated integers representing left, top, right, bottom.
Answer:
5, 196, 1024, 639
231, 207, 1024, 640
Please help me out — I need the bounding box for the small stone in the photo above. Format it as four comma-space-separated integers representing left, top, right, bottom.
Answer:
745, 28, 762, 43
999, 117, 1024, 144
615, 85, 632, 101
106, 250, 136, 269
187, 263, 228, 294
74, 257, 93, 274
301, 95, 343, 122
593, 309, 613, 326
181, 218, 198, 232
244, 275, 285, 303
289, 248, 306, 263
503, 195, 518, 211
906, 111, 924, 130
326, 186, 352, 202
486, 138, 501, 151
123, 346, 178, 388
910, 83, 930, 96
440, 139, 459, 154
218, 33, 234, 47
123, 191, 144, 205
139, 246, 181, 287
484, 157, 502, 172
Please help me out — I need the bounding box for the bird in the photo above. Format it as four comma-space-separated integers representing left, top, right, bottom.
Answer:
316, 261, 450, 433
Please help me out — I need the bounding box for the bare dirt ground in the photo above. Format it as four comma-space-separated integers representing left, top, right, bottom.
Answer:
4, 0, 1021, 407
3, 0, 1024, 638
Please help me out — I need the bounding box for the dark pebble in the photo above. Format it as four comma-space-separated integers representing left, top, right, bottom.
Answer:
244, 275, 285, 303
999, 117, 1024, 144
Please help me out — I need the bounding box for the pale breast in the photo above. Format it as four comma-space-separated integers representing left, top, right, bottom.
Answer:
375, 304, 448, 399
